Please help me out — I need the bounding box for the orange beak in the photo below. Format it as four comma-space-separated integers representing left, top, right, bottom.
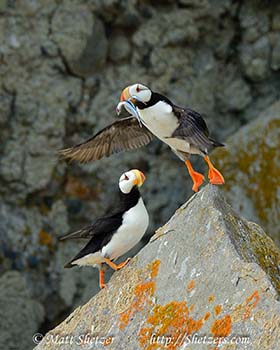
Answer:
120, 87, 130, 102
132, 169, 146, 187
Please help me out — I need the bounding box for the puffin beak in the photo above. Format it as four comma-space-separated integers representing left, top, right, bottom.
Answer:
120, 87, 130, 102
132, 169, 146, 187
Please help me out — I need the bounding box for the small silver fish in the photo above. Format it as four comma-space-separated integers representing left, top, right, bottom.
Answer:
116, 98, 143, 127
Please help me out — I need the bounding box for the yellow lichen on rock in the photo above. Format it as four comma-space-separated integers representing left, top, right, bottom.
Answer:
212, 102, 280, 247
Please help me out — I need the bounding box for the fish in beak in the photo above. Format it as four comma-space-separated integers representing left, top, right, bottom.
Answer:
116, 93, 144, 127
117, 86, 147, 126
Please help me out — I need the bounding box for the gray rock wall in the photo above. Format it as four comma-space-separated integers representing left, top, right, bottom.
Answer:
0, 1, 280, 348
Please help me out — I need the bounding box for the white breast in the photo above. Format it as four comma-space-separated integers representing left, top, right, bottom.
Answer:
138, 101, 193, 154
101, 198, 149, 261
138, 101, 178, 140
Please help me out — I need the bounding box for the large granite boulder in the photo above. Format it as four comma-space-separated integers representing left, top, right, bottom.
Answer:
34, 185, 280, 350
212, 101, 280, 247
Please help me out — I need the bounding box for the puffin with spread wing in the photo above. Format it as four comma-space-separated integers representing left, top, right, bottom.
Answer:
59, 84, 224, 192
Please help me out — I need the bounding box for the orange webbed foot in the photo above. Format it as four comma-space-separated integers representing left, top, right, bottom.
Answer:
104, 257, 131, 271
204, 156, 225, 186
208, 167, 225, 185
115, 257, 131, 270
185, 160, 205, 192
191, 171, 205, 192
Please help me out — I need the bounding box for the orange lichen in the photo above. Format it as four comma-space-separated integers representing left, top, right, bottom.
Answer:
138, 301, 205, 350
38, 230, 53, 246
204, 311, 211, 321
119, 281, 156, 330
214, 304, 222, 316
243, 290, 260, 319
150, 259, 161, 279
65, 176, 95, 199
186, 279, 195, 292
208, 294, 215, 303
211, 315, 232, 338
118, 260, 161, 330
189, 304, 194, 312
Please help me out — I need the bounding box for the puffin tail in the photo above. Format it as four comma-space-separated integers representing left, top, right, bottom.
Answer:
209, 138, 225, 148
64, 261, 75, 268
59, 226, 93, 241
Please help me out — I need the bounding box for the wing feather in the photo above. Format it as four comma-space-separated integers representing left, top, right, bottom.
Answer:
59, 117, 154, 163
172, 106, 223, 153
60, 216, 122, 241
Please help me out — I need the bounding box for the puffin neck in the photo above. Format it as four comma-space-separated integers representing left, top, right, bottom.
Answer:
135, 92, 173, 110
118, 186, 140, 211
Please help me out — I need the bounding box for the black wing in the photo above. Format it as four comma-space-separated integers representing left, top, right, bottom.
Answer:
59, 117, 154, 163
64, 233, 114, 268
171, 106, 223, 153
60, 214, 123, 241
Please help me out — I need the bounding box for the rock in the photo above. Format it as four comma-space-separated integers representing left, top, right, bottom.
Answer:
239, 2, 270, 43
272, 12, 280, 31
212, 101, 280, 247
270, 33, 280, 71
0, 91, 13, 124
91, 0, 141, 26
51, 3, 108, 77
0, 199, 84, 323
238, 3, 272, 81
0, 63, 81, 200
0, 271, 44, 350
178, 0, 209, 8
108, 34, 131, 62
216, 75, 252, 112
132, 9, 199, 49
34, 185, 280, 350
239, 36, 271, 81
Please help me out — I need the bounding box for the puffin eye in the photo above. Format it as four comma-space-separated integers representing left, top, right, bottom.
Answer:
136, 85, 140, 93
124, 174, 129, 180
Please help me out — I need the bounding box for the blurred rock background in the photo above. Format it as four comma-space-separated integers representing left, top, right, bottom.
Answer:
0, 0, 279, 349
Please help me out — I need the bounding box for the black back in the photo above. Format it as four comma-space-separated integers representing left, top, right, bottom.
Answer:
65, 187, 141, 266
134, 88, 224, 155
135, 92, 173, 110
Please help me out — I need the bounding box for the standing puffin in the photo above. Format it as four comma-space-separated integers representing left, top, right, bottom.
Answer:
59, 84, 224, 192
61, 169, 149, 289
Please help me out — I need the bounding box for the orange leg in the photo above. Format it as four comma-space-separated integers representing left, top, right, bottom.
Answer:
99, 269, 106, 289
204, 156, 225, 185
185, 160, 205, 192
103, 257, 131, 271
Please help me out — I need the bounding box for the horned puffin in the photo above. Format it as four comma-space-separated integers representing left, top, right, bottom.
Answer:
61, 169, 149, 289
59, 84, 224, 192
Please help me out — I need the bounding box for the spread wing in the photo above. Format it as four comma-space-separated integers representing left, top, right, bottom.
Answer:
59, 117, 154, 163
171, 106, 223, 153
60, 214, 123, 241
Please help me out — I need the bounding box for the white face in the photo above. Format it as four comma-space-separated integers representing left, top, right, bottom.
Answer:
119, 169, 145, 194
128, 84, 152, 103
